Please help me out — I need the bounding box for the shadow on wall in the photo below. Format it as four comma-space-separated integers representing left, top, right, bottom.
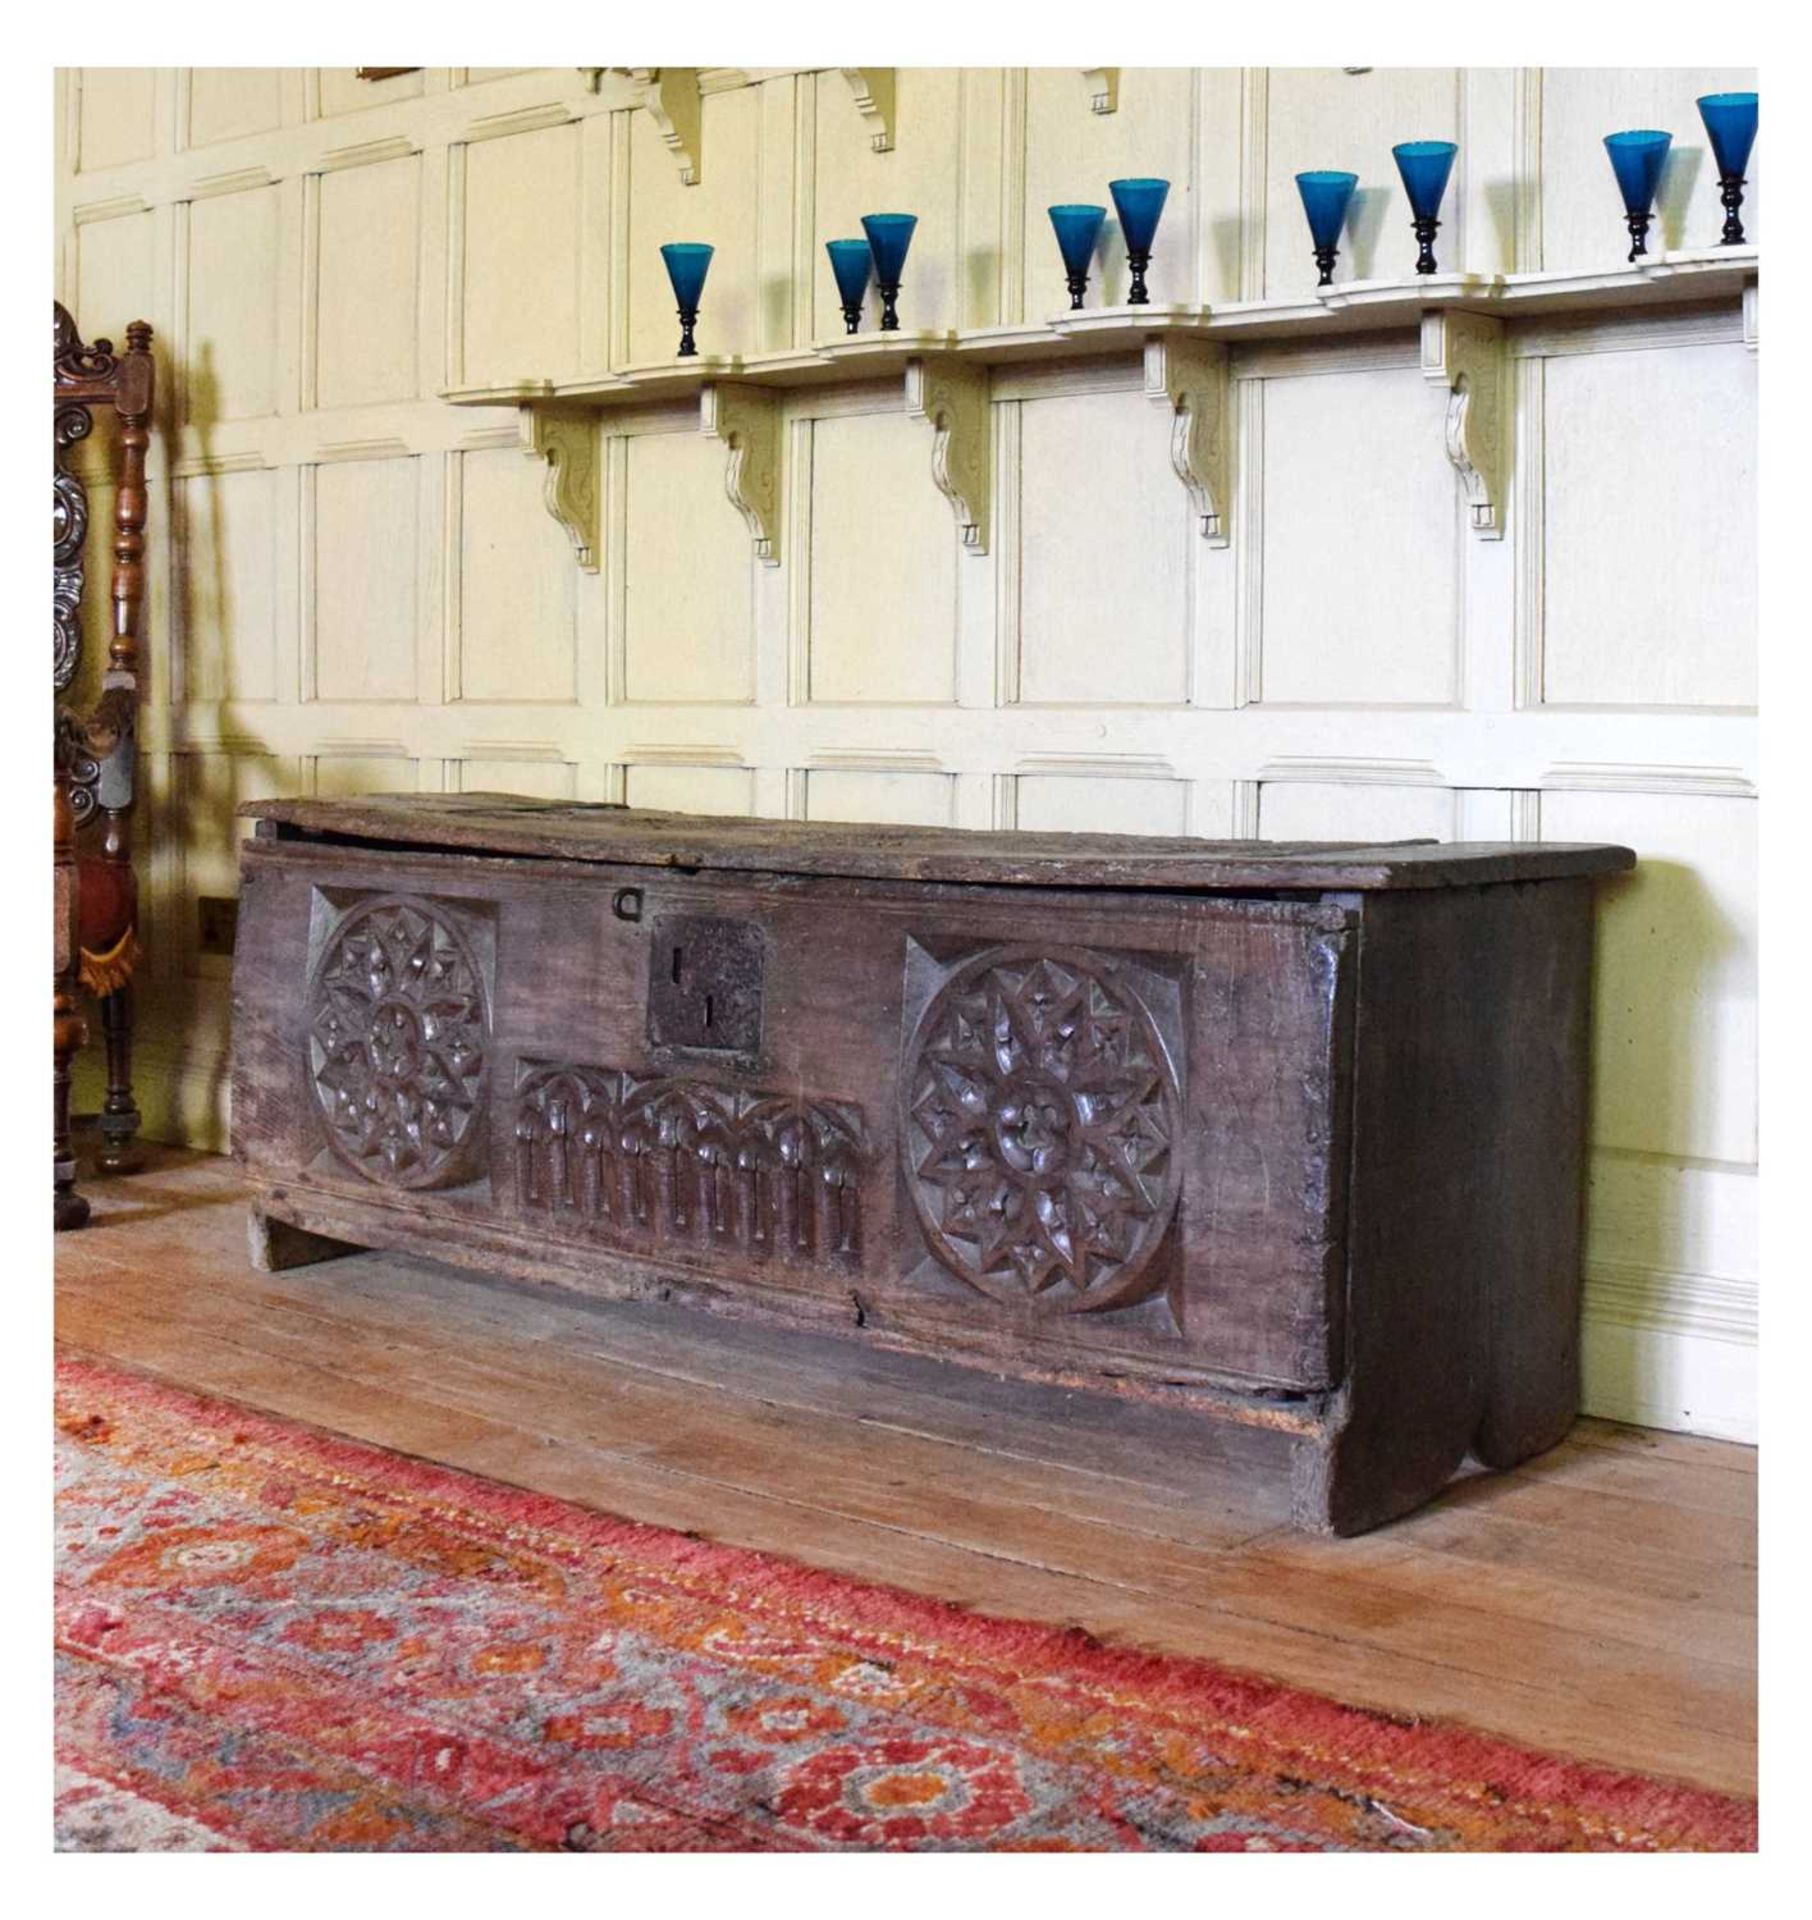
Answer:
166, 338, 269, 1144
1582, 852, 1738, 1253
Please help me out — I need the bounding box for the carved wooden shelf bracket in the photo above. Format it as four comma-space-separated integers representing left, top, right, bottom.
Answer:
904, 356, 990, 556
840, 69, 895, 152
1420, 309, 1506, 540
1144, 335, 1230, 545
701, 381, 782, 565
612, 68, 703, 184
1082, 68, 1119, 114
520, 404, 599, 571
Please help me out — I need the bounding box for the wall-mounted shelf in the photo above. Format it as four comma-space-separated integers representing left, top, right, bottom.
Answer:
447, 251, 1755, 569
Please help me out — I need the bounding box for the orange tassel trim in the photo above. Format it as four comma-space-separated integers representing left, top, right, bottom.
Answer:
77, 926, 141, 998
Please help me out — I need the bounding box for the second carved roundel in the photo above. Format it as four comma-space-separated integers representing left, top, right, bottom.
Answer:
307, 895, 490, 1190
901, 946, 1183, 1312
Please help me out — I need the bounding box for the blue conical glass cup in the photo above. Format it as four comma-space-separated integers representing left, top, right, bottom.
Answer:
1048, 204, 1106, 309
1392, 141, 1457, 273
659, 243, 713, 357
1108, 178, 1169, 304
1697, 92, 1758, 245
1604, 131, 1672, 261
860, 213, 917, 329
826, 239, 873, 334
1295, 171, 1358, 284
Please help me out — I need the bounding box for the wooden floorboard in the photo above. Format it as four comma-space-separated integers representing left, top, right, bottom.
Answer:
53, 1147, 1758, 1798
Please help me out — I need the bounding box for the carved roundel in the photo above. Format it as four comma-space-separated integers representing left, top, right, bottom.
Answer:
307, 895, 490, 1190
901, 947, 1183, 1312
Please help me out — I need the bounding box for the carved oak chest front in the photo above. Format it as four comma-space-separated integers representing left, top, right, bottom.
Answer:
230, 796, 1633, 1534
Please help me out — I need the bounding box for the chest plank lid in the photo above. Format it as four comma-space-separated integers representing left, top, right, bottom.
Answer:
241, 793, 1635, 893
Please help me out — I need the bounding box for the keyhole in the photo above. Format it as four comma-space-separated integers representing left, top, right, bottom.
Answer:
670, 946, 684, 985
703, 994, 715, 1030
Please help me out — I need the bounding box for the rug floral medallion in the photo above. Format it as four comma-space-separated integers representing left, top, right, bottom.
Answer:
53, 1351, 1756, 1853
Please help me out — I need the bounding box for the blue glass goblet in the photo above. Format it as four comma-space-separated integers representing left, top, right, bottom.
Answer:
826, 238, 873, 334
1048, 204, 1106, 309
1603, 131, 1672, 261
1391, 140, 1458, 274
1697, 92, 1758, 245
860, 213, 917, 331
1295, 171, 1358, 285
1108, 178, 1169, 305
659, 243, 714, 358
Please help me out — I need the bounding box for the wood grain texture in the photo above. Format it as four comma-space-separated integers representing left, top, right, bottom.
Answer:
240, 793, 1635, 893
53, 1147, 1757, 1797
230, 809, 1628, 1533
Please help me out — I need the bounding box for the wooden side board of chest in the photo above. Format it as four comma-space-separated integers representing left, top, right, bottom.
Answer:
230, 797, 1634, 1535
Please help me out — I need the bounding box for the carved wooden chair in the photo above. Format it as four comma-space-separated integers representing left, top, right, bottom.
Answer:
55, 300, 154, 1229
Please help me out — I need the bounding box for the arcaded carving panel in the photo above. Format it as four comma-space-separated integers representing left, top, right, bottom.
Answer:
515, 1061, 869, 1264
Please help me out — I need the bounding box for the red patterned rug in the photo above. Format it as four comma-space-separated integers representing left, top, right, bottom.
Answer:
53, 1349, 1755, 1853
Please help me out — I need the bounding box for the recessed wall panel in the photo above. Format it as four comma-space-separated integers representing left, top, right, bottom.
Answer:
623, 765, 755, 815
458, 446, 577, 702
623, 431, 754, 703
462, 123, 580, 384
316, 69, 426, 117
187, 69, 284, 148
808, 412, 957, 704
1015, 774, 1188, 835
187, 184, 280, 421
179, 466, 277, 702
1259, 367, 1459, 705
460, 758, 576, 799
77, 69, 157, 172
805, 769, 954, 825
313, 459, 418, 701
1258, 780, 1454, 842
1017, 391, 1188, 706
317, 154, 420, 408
1541, 343, 1755, 709
74, 208, 156, 339
1542, 788, 1755, 1167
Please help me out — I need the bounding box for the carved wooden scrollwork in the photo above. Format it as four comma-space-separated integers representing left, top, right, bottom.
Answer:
839, 68, 895, 151
54, 461, 88, 695
1421, 309, 1506, 540
307, 896, 491, 1190
901, 947, 1183, 1311
904, 356, 990, 557
515, 1061, 869, 1262
520, 403, 599, 571
700, 381, 781, 564
1144, 335, 1230, 546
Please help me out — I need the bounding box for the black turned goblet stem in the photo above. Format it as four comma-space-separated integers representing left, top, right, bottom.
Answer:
839, 299, 864, 335
676, 305, 700, 357
1313, 244, 1338, 287
877, 280, 901, 331
1065, 270, 1089, 311
1126, 249, 1152, 305
1623, 210, 1653, 262
1718, 174, 1747, 246
1412, 215, 1440, 275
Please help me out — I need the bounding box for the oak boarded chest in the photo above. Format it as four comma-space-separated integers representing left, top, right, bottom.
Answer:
230, 795, 1634, 1534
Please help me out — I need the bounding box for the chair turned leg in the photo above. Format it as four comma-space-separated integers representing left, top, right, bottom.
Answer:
53, 774, 89, 1232
54, 998, 90, 1232
96, 982, 145, 1175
